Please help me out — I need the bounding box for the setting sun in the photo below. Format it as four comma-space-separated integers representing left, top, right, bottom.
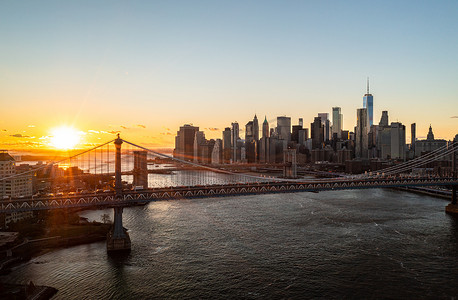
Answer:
49, 126, 81, 149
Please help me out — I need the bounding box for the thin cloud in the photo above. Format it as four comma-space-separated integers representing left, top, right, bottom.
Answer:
206, 127, 220, 131
10, 134, 30, 138
137, 124, 146, 128
120, 125, 129, 130
88, 130, 100, 134
108, 130, 120, 134
28, 125, 36, 128
451, 116, 458, 118
1, 129, 6, 132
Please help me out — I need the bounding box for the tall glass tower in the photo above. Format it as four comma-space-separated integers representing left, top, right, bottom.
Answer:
363, 78, 374, 127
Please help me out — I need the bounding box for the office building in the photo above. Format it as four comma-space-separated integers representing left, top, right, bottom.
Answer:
277, 116, 291, 142
390, 122, 406, 160
355, 108, 368, 159
411, 123, 416, 153
253, 114, 259, 141
262, 116, 269, 138
332, 107, 343, 139
0, 150, 33, 228
377, 111, 391, 159
311, 117, 324, 149
363, 78, 374, 127
415, 125, 447, 157
231, 122, 240, 163
318, 113, 331, 141
173, 124, 199, 161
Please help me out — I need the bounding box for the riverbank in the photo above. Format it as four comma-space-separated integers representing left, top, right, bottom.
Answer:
0, 222, 111, 275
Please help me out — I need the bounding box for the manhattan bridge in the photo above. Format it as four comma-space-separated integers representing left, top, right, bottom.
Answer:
1, 134, 457, 252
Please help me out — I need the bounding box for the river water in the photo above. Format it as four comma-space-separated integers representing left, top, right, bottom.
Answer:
3, 188, 458, 299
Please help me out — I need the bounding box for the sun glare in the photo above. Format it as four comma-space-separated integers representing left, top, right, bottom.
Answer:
50, 126, 81, 150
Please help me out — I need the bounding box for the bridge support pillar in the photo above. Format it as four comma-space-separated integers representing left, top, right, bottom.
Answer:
446, 137, 458, 216
107, 206, 131, 253
107, 135, 131, 253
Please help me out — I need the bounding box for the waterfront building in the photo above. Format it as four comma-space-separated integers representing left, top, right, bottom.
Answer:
0, 150, 33, 228
174, 124, 199, 161
415, 125, 447, 157
363, 78, 374, 127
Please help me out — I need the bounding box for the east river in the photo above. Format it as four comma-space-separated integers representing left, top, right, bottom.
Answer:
3, 188, 458, 299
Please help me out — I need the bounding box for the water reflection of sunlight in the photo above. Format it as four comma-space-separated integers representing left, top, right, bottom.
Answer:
147, 201, 174, 222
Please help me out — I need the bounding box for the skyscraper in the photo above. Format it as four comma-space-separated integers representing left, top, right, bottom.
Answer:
318, 113, 330, 141
231, 122, 239, 163
262, 116, 269, 138
174, 124, 199, 160
391, 122, 406, 160
245, 121, 254, 141
363, 78, 374, 127
355, 108, 368, 158
411, 123, 416, 153
276, 116, 291, 142
222, 127, 231, 163
253, 114, 259, 142
332, 107, 343, 139
377, 111, 391, 159
311, 117, 324, 149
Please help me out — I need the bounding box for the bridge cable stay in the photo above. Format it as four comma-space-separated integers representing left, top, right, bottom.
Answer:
357, 141, 458, 178
121, 139, 363, 184
351, 142, 455, 178
121, 139, 282, 184
0, 139, 116, 182
349, 142, 456, 179
379, 141, 457, 176
122, 138, 458, 185
382, 148, 457, 177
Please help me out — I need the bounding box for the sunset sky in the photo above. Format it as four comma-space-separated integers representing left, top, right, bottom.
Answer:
1, 0, 457, 151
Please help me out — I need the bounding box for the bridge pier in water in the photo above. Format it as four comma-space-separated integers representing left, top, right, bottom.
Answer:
107, 135, 131, 253
446, 137, 458, 216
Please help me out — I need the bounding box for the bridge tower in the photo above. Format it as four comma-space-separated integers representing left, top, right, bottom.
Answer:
446, 135, 458, 216
107, 134, 131, 253
283, 149, 297, 179
133, 150, 148, 188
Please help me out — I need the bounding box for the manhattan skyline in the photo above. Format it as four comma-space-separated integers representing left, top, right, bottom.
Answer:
1, 0, 457, 150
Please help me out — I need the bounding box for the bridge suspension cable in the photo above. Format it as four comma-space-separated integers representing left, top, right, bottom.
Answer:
0, 139, 116, 182
356, 141, 457, 178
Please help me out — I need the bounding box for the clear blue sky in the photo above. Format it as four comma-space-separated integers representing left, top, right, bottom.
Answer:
1, 0, 457, 148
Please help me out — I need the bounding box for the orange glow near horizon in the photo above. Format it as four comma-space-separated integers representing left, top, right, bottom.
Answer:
49, 126, 81, 150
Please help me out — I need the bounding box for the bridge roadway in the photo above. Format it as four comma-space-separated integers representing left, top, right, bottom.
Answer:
1, 177, 457, 213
